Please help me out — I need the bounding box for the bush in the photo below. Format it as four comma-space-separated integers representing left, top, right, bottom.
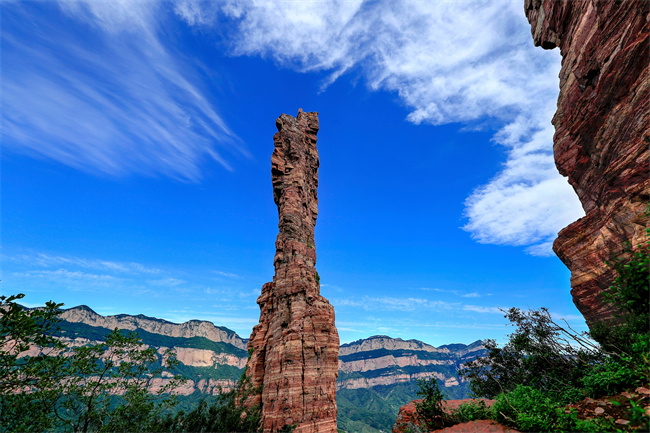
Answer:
458, 307, 603, 400
152, 374, 261, 432
450, 399, 491, 423
413, 377, 450, 430
590, 227, 649, 364
492, 385, 605, 433
0, 293, 185, 432
457, 223, 650, 432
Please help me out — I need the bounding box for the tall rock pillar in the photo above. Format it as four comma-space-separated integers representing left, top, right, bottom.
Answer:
525, 0, 649, 327
246, 109, 339, 432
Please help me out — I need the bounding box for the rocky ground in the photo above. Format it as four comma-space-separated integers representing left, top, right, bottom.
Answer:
564, 386, 650, 429
392, 387, 650, 433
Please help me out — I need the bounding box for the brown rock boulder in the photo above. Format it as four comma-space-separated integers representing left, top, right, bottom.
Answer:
392, 399, 502, 433
525, 0, 650, 327
245, 110, 339, 433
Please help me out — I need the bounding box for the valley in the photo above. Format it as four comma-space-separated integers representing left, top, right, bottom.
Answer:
54, 305, 486, 432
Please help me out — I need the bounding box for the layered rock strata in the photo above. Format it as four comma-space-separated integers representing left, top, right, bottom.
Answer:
337, 336, 484, 390
246, 110, 339, 433
525, 0, 649, 326
60, 305, 247, 349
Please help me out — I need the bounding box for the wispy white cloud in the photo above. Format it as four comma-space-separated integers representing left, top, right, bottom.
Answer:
419, 287, 482, 298
7, 252, 162, 275
462, 305, 503, 314
212, 270, 242, 279
176, 0, 583, 254
334, 294, 507, 316
1, 0, 245, 181
147, 277, 185, 287
12, 269, 124, 291
3, 0, 585, 252
332, 296, 454, 312
4, 251, 241, 298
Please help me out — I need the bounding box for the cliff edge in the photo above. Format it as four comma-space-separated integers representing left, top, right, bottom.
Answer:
525, 0, 649, 327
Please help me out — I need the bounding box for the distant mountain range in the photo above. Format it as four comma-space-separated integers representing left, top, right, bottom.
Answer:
54, 306, 486, 433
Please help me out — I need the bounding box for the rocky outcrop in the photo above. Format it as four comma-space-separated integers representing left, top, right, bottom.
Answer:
525, 0, 650, 327
60, 305, 247, 350
338, 372, 460, 390
338, 337, 484, 391
165, 347, 247, 369
340, 335, 450, 357
245, 110, 339, 433
391, 399, 517, 433
49, 307, 249, 397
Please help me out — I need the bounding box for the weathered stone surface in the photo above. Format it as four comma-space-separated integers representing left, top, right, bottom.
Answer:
391, 399, 511, 433
525, 0, 650, 327
246, 110, 339, 433
337, 337, 484, 392
60, 305, 247, 349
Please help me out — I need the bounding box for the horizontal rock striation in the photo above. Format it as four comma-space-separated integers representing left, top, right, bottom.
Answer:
245, 110, 339, 433
340, 335, 450, 357
337, 337, 484, 391
525, 0, 650, 327
22, 306, 489, 431
60, 305, 247, 350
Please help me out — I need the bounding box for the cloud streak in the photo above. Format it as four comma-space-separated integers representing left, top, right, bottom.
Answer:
3, 0, 585, 252
176, 0, 584, 253
1, 1, 244, 181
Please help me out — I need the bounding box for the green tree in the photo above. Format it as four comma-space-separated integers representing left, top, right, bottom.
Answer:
458, 307, 603, 400
53, 328, 185, 433
456, 228, 650, 432
0, 293, 65, 431
0, 293, 185, 432
152, 371, 261, 432
414, 377, 449, 430
591, 227, 649, 359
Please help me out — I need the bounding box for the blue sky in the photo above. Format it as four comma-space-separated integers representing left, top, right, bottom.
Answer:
1, 0, 587, 346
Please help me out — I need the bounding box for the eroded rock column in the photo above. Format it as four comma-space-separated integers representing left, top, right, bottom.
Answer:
246, 109, 339, 432
525, 0, 649, 327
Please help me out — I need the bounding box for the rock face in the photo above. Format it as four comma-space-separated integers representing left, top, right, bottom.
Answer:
525, 0, 650, 327
246, 110, 339, 433
52, 306, 249, 396
337, 336, 484, 390
29, 306, 488, 432
60, 305, 247, 350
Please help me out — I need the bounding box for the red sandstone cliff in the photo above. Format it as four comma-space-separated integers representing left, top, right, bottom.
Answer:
246, 110, 339, 432
525, 0, 649, 327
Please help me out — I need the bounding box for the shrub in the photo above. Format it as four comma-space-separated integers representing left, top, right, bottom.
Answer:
450, 399, 491, 423
0, 293, 185, 433
492, 385, 605, 433
413, 377, 449, 430
457, 221, 650, 432
590, 227, 649, 364
152, 373, 261, 432
458, 307, 603, 400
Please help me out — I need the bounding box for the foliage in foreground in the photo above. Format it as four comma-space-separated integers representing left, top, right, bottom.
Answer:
413, 377, 450, 430
0, 292, 260, 433
0, 293, 184, 432
413, 230, 650, 432
151, 371, 261, 433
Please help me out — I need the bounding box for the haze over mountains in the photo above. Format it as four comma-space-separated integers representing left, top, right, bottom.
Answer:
54, 305, 486, 432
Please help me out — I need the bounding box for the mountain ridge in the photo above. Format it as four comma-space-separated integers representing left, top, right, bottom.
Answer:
58, 305, 247, 350
41, 304, 485, 432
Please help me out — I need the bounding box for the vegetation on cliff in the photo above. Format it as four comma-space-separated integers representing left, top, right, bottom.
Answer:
0, 293, 259, 432
410, 232, 650, 432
